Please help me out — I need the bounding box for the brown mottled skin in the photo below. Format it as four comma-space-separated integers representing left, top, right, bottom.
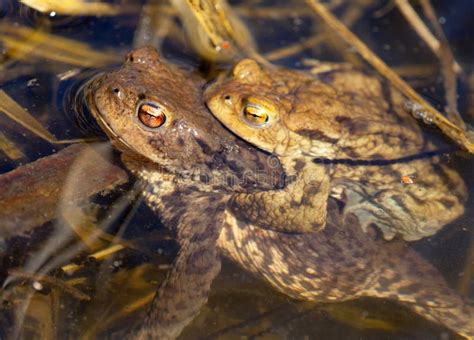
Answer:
87, 47, 473, 339
205, 59, 467, 241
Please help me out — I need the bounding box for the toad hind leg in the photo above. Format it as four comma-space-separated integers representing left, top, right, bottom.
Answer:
366, 243, 474, 338
229, 164, 330, 233
132, 196, 227, 340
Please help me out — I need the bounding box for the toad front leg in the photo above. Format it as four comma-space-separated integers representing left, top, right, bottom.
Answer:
229, 163, 330, 233
132, 194, 227, 339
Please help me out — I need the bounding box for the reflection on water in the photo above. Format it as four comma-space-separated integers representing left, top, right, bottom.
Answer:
0, 0, 473, 339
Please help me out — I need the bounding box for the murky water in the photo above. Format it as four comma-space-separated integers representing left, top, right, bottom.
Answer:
0, 0, 473, 339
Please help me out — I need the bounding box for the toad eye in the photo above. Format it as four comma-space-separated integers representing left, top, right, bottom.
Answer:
241, 102, 270, 126
137, 101, 167, 129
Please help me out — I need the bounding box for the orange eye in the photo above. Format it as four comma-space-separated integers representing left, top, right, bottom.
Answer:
137, 102, 167, 128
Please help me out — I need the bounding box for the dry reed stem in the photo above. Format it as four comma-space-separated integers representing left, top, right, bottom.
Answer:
0, 132, 25, 160
327, 1, 372, 67
60, 263, 83, 276
0, 90, 91, 144
19, 0, 123, 16
173, 0, 267, 64
87, 244, 125, 261
0, 90, 59, 143
0, 23, 118, 67
390, 64, 437, 78
305, 0, 474, 153
265, 34, 327, 61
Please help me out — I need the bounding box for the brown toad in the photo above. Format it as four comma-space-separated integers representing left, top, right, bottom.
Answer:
205, 59, 467, 241
86, 47, 474, 339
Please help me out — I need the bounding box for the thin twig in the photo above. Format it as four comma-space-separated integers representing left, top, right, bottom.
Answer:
8, 269, 91, 301
419, 0, 464, 128
305, 0, 474, 153
396, 0, 462, 126
395, 0, 439, 58
265, 34, 326, 61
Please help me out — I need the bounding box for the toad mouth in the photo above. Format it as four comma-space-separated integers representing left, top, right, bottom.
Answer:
82, 74, 137, 155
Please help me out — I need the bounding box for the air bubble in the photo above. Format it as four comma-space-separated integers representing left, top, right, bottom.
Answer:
33, 281, 43, 291
404, 101, 434, 124
422, 114, 434, 125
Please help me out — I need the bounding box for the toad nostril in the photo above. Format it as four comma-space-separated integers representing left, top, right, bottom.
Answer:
110, 87, 123, 99
124, 54, 134, 63
223, 95, 233, 105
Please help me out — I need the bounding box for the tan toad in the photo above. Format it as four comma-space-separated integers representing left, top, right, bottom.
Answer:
85, 47, 474, 339
205, 59, 467, 241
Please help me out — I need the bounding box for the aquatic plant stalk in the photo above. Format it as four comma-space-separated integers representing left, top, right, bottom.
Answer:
0, 24, 118, 68
395, 0, 463, 129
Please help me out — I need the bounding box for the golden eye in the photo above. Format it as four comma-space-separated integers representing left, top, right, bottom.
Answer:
137, 102, 167, 128
242, 103, 269, 126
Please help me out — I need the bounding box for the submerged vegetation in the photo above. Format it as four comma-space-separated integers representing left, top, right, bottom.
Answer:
0, 0, 473, 338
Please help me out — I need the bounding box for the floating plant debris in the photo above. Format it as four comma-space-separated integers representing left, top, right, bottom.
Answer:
0, 1, 472, 339
0, 23, 119, 67
19, 0, 123, 16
